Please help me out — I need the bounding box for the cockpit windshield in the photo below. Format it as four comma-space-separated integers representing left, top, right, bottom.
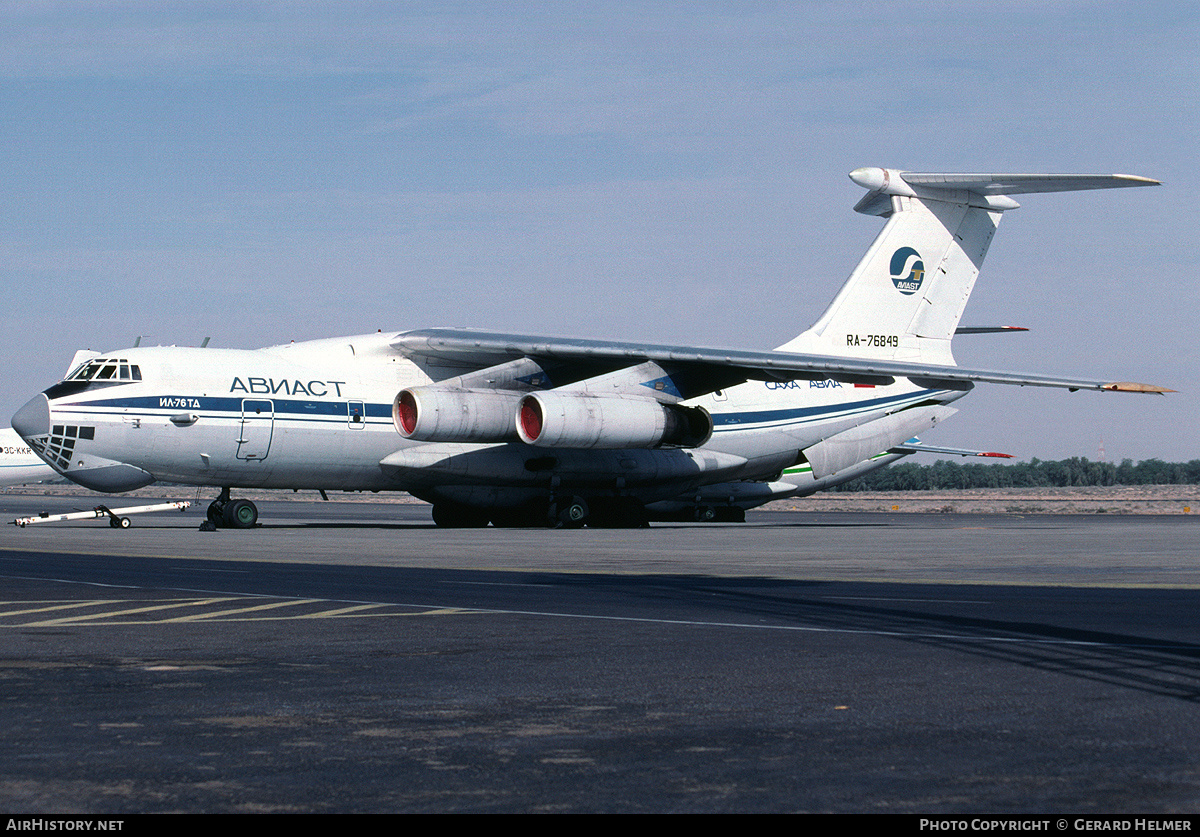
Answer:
64, 358, 142, 383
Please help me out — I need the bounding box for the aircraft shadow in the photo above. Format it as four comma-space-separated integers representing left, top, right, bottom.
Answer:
5, 549, 1196, 705
595, 573, 1200, 704
410, 567, 1200, 705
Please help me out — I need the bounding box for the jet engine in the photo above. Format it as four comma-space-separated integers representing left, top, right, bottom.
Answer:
517, 391, 712, 449
393, 387, 523, 443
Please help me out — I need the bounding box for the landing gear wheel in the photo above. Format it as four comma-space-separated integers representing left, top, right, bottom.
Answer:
206, 500, 225, 526
551, 496, 589, 529
222, 499, 258, 529
694, 505, 717, 522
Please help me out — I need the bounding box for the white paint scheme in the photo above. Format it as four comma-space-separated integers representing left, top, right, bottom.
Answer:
0, 427, 56, 486
11, 169, 1165, 527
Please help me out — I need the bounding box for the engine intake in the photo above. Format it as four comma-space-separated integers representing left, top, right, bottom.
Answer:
517, 392, 712, 449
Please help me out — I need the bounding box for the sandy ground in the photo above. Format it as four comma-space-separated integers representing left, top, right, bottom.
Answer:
764, 484, 1200, 515
4, 482, 1199, 515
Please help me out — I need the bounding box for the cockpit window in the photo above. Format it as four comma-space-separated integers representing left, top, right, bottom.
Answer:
65, 358, 142, 383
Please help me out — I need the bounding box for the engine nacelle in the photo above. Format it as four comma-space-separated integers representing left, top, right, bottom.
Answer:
393, 387, 523, 443
517, 392, 712, 449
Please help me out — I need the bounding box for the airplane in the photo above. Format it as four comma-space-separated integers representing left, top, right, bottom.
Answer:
0, 427, 57, 486
10, 168, 1168, 529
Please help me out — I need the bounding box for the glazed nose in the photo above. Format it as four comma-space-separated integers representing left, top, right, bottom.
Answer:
12, 394, 49, 440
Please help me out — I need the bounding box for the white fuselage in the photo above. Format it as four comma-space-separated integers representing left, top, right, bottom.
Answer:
15, 332, 964, 507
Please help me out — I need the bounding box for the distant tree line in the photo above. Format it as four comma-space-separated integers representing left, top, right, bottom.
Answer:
832, 458, 1200, 491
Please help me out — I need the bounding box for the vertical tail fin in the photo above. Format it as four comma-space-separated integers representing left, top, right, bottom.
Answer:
778, 169, 1159, 366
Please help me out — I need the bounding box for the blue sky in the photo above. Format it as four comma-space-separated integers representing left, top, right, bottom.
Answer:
2, 1, 1196, 462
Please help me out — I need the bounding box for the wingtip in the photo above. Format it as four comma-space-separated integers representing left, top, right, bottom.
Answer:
1101, 382, 1175, 394
1113, 174, 1162, 186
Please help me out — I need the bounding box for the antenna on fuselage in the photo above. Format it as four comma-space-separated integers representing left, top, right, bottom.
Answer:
133, 336, 141, 347
200, 337, 210, 348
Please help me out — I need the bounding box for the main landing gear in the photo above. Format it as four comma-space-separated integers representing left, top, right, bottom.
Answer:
430, 495, 649, 529
202, 487, 259, 530
693, 505, 746, 523
548, 495, 589, 529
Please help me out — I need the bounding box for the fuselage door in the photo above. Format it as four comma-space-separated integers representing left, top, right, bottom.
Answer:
237, 399, 274, 460
347, 400, 365, 429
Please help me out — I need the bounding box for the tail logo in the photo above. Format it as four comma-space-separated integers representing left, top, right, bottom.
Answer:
889, 247, 925, 295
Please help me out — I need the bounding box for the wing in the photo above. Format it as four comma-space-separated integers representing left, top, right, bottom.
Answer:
391, 327, 1171, 397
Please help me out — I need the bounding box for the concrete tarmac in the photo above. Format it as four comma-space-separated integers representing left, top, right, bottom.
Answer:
1, 495, 1198, 813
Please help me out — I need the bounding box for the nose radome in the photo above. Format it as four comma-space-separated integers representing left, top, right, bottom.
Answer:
12, 394, 49, 439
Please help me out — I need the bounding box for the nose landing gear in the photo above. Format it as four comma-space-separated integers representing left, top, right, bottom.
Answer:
202, 488, 259, 530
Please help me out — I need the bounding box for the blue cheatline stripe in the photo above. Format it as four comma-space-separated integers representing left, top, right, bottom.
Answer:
54, 389, 941, 433
711, 389, 937, 430
56, 395, 394, 419
51, 410, 394, 434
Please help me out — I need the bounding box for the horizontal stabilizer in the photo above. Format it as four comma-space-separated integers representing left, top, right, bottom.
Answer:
891, 439, 1013, 458
850, 168, 1160, 199
896, 172, 1160, 195
954, 326, 1028, 335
